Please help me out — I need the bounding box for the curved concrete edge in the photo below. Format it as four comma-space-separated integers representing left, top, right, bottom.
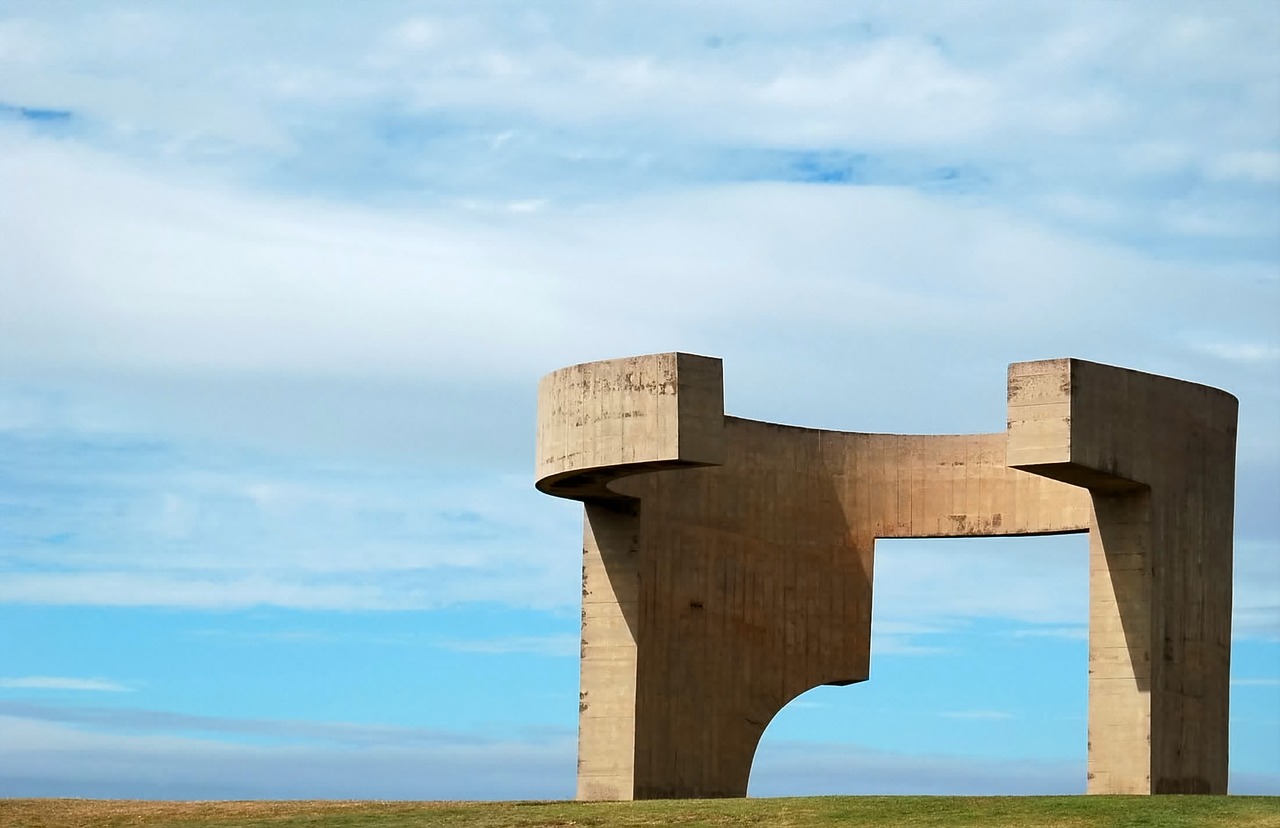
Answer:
536, 352, 725, 501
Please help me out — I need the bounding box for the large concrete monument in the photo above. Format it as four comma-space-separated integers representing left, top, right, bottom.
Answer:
535, 353, 1236, 799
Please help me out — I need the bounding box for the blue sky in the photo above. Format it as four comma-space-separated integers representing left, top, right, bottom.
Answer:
0, 0, 1277, 799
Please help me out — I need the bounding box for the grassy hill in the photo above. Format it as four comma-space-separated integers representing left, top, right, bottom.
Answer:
3, 796, 1279, 828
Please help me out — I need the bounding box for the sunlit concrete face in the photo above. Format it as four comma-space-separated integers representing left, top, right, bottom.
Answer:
535, 353, 1237, 800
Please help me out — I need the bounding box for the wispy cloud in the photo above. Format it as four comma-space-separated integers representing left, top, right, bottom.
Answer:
3, 135, 1269, 619
1233, 543, 1280, 642
435, 634, 579, 658
873, 536, 1089, 629
1192, 341, 1280, 364
16, 702, 1259, 800
939, 710, 1014, 721
1232, 678, 1280, 688
4, 3, 1276, 256
871, 620, 960, 656
749, 739, 1078, 796
186, 628, 400, 646
0, 700, 556, 748
0, 422, 581, 611
1006, 626, 1088, 641
870, 636, 954, 657
0, 677, 132, 692
748, 738, 1279, 797
0, 707, 575, 800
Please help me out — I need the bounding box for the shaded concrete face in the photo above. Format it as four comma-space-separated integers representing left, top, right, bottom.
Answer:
536, 354, 1236, 800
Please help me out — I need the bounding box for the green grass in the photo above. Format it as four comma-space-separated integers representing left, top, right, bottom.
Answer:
3, 797, 1278, 828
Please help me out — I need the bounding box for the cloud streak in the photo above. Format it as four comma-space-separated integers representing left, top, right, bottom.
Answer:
0, 677, 132, 692
435, 634, 579, 658
14, 702, 1272, 800
0, 711, 575, 800
4, 2, 1276, 258
939, 710, 1014, 721
3, 131, 1271, 623
0, 700, 541, 748
1232, 678, 1280, 688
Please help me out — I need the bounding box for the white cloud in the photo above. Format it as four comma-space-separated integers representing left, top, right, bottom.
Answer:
0, 427, 584, 611
0, 0, 1275, 800
0, 137, 571, 383
749, 739, 1082, 796
0, 17, 47, 63
1, 2, 1274, 219
17, 701, 1271, 800
745, 39, 997, 147
1207, 151, 1280, 185
388, 17, 443, 51
0, 572, 412, 612
0, 700, 555, 748
6, 132, 1274, 398
1234, 541, 1280, 642
1232, 678, 1280, 687
748, 737, 1279, 796
872, 536, 1280, 645
873, 536, 1089, 629
870, 620, 957, 656
1006, 626, 1088, 642
0, 10, 291, 151
0, 538, 580, 612
1193, 341, 1280, 364
0, 710, 575, 799
435, 634, 579, 658
0, 677, 132, 692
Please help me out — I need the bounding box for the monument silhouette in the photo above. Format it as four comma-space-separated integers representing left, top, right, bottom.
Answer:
535, 353, 1236, 799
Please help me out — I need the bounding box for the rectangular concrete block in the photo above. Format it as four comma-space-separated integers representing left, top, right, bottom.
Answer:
1007, 359, 1072, 469
537, 353, 725, 485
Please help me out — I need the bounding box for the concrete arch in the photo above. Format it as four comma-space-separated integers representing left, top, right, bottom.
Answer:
536, 353, 1236, 799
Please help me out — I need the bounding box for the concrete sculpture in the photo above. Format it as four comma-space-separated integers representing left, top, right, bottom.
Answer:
535, 353, 1236, 799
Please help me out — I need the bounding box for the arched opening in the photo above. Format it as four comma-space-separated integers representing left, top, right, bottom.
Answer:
748, 532, 1089, 796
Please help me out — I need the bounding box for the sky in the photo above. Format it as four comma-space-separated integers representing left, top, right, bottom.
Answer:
0, 0, 1278, 800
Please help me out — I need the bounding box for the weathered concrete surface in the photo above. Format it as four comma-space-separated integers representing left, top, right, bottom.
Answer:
1008, 359, 1237, 794
536, 353, 1236, 800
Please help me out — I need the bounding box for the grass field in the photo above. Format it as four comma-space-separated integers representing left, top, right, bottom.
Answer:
3, 797, 1278, 828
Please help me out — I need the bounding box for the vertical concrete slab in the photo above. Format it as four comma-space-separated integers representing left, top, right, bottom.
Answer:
577, 501, 640, 800
1009, 358, 1237, 794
